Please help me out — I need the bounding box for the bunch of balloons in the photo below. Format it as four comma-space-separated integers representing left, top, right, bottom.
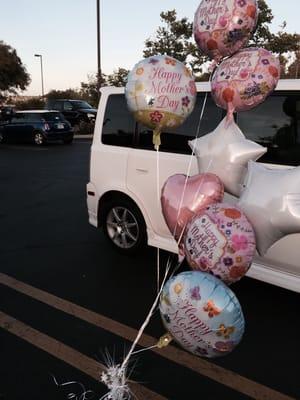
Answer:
159, 0, 288, 360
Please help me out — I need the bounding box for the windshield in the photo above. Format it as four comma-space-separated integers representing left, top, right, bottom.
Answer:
71, 101, 92, 110
43, 112, 66, 122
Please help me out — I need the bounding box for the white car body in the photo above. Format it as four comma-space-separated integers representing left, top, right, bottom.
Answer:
87, 80, 300, 293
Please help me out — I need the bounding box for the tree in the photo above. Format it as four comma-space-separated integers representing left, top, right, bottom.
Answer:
0, 41, 31, 100
143, 2, 300, 79
46, 88, 82, 100
107, 68, 129, 87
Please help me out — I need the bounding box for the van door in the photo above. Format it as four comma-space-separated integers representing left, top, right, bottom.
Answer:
126, 93, 224, 240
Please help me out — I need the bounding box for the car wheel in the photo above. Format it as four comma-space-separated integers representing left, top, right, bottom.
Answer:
102, 198, 147, 254
33, 131, 44, 146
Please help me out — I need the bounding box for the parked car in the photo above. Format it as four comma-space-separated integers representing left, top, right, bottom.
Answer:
45, 99, 97, 127
0, 110, 73, 145
86, 80, 300, 293
0, 105, 16, 121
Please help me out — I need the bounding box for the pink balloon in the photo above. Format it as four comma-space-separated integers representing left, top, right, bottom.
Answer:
184, 203, 256, 284
211, 47, 280, 116
194, 0, 258, 62
161, 173, 224, 242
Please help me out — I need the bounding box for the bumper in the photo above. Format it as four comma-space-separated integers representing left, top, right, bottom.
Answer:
45, 131, 74, 141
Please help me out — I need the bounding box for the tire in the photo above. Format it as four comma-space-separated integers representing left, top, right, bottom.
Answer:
63, 137, 73, 145
33, 131, 45, 146
102, 198, 147, 254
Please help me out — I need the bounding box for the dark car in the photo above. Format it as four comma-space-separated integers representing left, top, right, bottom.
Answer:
45, 99, 97, 127
0, 110, 74, 145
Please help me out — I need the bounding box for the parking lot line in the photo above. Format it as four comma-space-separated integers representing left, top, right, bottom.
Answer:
0, 272, 295, 400
0, 310, 167, 400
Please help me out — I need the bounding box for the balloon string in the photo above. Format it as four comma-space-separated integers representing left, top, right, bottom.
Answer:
120, 257, 172, 371
156, 147, 160, 294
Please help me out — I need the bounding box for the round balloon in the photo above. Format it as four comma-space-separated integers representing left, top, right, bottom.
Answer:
194, 0, 258, 62
160, 271, 245, 358
161, 173, 224, 242
211, 47, 280, 116
184, 203, 256, 284
125, 55, 197, 149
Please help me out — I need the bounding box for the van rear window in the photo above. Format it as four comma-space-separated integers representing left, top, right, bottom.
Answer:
238, 92, 300, 166
102, 95, 135, 147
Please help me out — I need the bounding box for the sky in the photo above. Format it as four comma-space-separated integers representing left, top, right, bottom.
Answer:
0, 0, 299, 96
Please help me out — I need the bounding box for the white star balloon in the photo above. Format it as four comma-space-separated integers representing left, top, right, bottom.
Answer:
189, 117, 267, 196
238, 161, 300, 255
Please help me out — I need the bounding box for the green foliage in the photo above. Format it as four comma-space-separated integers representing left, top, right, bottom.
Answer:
0, 41, 31, 100
46, 88, 81, 100
107, 68, 130, 87
14, 97, 45, 110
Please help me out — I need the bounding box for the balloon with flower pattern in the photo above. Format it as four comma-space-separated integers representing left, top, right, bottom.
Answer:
160, 271, 245, 358
194, 0, 258, 63
125, 55, 197, 149
211, 47, 280, 118
183, 203, 256, 284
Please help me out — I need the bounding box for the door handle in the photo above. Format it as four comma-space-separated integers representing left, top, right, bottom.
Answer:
136, 168, 148, 173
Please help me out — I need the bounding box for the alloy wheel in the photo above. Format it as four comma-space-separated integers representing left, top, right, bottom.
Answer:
106, 206, 139, 249
34, 132, 44, 145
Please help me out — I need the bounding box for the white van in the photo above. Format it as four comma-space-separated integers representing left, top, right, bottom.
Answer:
87, 80, 300, 293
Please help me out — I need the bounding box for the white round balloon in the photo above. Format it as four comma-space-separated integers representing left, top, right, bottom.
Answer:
125, 55, 196, 149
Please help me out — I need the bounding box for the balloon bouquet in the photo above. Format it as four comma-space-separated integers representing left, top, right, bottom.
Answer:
100, 0, 298, 397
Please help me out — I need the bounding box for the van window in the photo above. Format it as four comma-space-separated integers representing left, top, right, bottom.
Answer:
137, 93, 223, 154
102, 94, 136, 147
237, 92, 300, 166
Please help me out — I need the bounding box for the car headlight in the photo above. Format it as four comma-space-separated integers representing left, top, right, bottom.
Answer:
87, 113, 95, 119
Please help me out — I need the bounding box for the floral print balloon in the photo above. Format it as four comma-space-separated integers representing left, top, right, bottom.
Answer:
211, 47, 280, 117
160, 271, 245, 358
125, 55, 196, 149
183, 203, 256, 284
194, 0, 258, 62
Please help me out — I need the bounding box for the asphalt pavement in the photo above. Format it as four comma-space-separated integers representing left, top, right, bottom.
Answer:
0, 139, 299, 400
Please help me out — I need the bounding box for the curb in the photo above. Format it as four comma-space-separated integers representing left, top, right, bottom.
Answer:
74, 135, 93, 139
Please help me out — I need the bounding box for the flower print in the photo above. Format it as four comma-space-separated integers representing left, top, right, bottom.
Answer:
227, 245, 236, 254
262, 59, 270, 65
165, 57, 176, 66
200, 256, 209, 271
203, 300, 221, 318
228, 29, 245, 43
217, 324, 235, 339
224, 208, 242, 219
226, 230, 231, 236
190, 286, 201, 301
149, 58, 159, 65
150, 111, 163, 124
232, 234, 248, 251
223, 257, 233, 267
174, 283, 183, 294
189, 80, 196, 95
229, 265, 248, 280
238, 19, 243, 25
136, 67, 144, 75
196, 347, 208, 356
214, 341, 235, 353
258, 74, 263, 79
163, 314, 171, 324
235, 256, 243, 263
237, 0, 246, 6
182, 96, 190, 107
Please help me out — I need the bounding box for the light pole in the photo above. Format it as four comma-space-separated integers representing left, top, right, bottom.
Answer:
96, 0, 101, 93
34, 54, 45, 97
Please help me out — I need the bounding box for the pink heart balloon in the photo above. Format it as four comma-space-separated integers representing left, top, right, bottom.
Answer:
161, 173, 224, 241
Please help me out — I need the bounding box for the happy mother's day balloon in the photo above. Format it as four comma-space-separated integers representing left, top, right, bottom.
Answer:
211, 47, 280, 117
194, 0, 258, 62
160, 271, 245, 358
125, 55, 196, 149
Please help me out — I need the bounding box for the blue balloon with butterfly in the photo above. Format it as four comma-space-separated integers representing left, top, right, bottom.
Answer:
159, 271, 245, 358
